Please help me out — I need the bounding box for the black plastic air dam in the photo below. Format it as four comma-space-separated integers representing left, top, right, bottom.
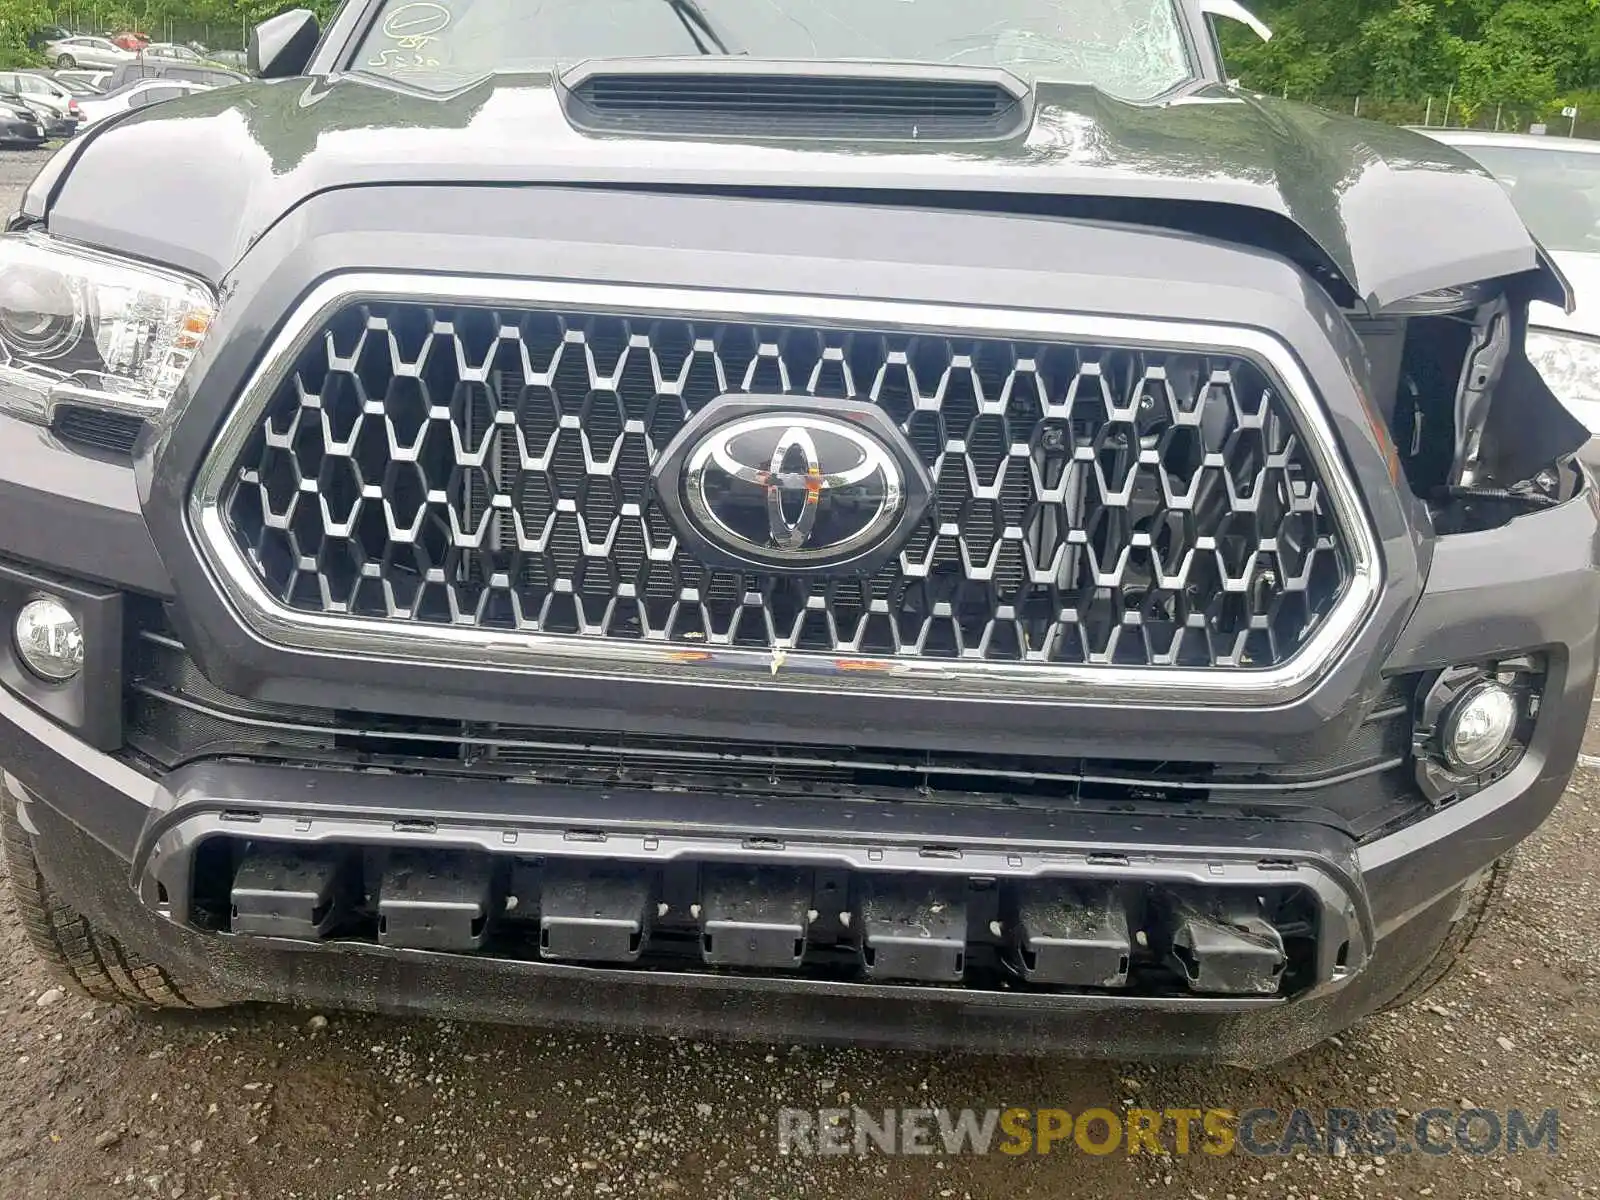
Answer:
16, 788, 1473, 1063
126, 760, 1370, 1002
217, 841, 1309, 994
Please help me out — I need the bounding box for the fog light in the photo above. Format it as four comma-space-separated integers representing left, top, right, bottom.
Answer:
1443, 681, 1518, 771
13, 597, 83, 682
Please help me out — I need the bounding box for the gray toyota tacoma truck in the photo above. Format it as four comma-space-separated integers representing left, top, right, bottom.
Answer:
0, 0, 1594, 1064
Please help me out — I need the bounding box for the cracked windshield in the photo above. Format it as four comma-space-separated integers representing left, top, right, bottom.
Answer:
354, 0, 1194, 98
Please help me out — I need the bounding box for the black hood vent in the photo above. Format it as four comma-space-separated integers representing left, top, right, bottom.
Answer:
562, 60, 1030, 141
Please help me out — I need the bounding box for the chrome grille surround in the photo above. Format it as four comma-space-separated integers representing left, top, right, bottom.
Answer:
189, 276, 1381, 705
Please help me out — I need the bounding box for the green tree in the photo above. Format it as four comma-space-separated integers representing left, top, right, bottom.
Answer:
0, 0, 53, 65
240, 0, 339, 22
1359, 0, 1453, 99
1222, 0, 1600, 123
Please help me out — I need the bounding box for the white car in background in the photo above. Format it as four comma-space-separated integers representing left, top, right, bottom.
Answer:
53, 69, 112, 92
139, 43, 206, 64
43, 35, 135, 70
0, 71, 84, 120
74, 77, 212, 128
1424, 130, 1600, 465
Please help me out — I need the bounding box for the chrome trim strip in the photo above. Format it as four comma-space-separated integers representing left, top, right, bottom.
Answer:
187, 275, 1383, 706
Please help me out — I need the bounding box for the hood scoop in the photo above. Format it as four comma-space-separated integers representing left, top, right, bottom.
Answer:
561, 59, 1031, 141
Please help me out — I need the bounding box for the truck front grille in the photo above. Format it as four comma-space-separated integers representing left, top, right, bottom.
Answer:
213, 293, 1355, 670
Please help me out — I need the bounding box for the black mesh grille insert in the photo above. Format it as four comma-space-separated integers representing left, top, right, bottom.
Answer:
218, 303, 1353, 669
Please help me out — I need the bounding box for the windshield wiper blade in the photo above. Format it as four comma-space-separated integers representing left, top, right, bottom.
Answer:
663, 0, 742, 55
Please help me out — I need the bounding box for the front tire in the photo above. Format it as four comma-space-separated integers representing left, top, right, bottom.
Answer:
54, 53, 75, 68
2, 801, 223, 1010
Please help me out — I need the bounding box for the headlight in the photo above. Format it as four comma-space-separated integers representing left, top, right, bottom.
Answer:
1525, 328, 1600, 432
0, 230, 214, 426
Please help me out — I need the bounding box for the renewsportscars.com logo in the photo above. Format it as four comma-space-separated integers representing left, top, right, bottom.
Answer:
776, 1106, 1561, 1158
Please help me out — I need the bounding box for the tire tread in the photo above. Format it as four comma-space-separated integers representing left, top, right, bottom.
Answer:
2, 803, 220, 1009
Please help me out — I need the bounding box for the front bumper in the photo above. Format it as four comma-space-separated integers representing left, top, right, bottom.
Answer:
0, 679, 1574, 1062
3, 445, 1597, 1063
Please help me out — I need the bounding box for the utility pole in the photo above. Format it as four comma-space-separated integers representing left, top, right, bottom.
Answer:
1494, 102, 1502, 132
1353, 96, 1361, 118
1424, 96, 1433, 126
1443, 84, 1454, 128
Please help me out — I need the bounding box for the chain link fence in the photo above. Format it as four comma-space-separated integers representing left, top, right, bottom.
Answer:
1266, 93, 1599, 140
48, 5, 253, 52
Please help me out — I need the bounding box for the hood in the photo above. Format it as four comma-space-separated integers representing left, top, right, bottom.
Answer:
43, 73, 1553, 311
1532, 250, 1600, 338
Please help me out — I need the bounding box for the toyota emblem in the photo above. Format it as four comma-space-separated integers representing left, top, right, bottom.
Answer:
652, 397, 932, 574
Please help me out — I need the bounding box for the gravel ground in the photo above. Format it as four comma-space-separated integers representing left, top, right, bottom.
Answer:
0, 146, 51, 209
0, 147, 1594, 1198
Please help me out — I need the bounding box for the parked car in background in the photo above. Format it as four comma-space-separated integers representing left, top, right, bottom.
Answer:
48, 73, 105, 96
110, 31, 150, 51
102, 62, 247, 92
53, 69, 112, 93
73, 77, 212, 129
1424, 131, 1600, 467
139, 43, 205, 64
0, 93, 75, 140
45, 36, 135, 70
0, 94, 45, 147
0, 72, 86, 133
206, 48, 249, 70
